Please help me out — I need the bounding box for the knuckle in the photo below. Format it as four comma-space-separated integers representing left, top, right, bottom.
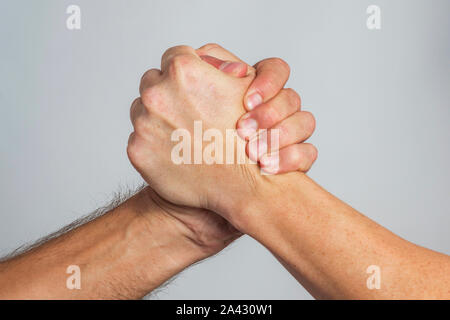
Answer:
132, 116, 148, 135
126, 133, 142, 166
163, 45, 192, 57
168, 54, 196, 78
130, 97, 141, 117
309, 144, 318, 161
270, 57, 290, 74
291, 146, 304, 164
140, 85, 162, 110
139, 68, 161, 94
276, 122, 290, 139
130, 101, 151, 135
293, 145, 317, 171
171, 53, 195, 66
140, 68, 159, 83
259, 106, 280, 126
261, 76, 279, 94
302, 111, 316, 134
198, 43, 222, 52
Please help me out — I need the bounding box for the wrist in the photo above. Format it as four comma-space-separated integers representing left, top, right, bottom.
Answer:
124, 188, 213, 293
0, 187, 211, 300
225, 171, 310, 235
205, 164, 269, 230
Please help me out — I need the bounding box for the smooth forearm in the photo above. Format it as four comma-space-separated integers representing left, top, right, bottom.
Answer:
0, 188, 208, 299
238, 173, 450, 299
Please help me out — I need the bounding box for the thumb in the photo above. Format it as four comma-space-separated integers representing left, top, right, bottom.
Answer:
200, 55, 248, 77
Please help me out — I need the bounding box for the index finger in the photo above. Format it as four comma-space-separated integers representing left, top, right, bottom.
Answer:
196, 43, 246, 63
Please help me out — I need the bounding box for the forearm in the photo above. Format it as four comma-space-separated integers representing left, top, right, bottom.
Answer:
240, 173, 450, 299
0, 188, 208, 299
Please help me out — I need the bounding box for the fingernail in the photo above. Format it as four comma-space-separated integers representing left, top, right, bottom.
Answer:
246, 92, 263, 110
237, 117, 258, 140
260, 154, 279, 174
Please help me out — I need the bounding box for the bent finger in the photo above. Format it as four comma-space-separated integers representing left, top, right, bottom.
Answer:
139, 68, 162, 95
244, 58, 291, 111
200, 55, 248, 77
161, 45, 198, 72
260, 143, 318, 174
247, 111, 316, 161
237, 88, 301, 139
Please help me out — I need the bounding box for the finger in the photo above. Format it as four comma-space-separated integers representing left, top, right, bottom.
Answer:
271, 111, 315, 148
247, 111, 315, 161
127, 131, 137, 148
245, 58, 291, 111
236, 88, 301, 139
199, 55, 226, 69
130, 98, 145, 126
139, 68, 162, 96
200, 55, 248, 77
196, 43, 245, 63
160, 45, 198, 72
196, 44, 256, 76
260, 143, 318, 174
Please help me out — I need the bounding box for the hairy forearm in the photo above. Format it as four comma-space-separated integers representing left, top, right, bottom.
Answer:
0, 188, 208, 299
240, 173, 450, 299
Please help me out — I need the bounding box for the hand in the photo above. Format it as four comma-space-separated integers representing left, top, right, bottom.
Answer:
128, 44, 316, 235
197, 44, 317, 174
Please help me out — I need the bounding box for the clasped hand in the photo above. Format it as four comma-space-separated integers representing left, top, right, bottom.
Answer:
127, 44, 316, 244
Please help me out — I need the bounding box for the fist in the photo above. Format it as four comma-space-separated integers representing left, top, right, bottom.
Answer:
128, 45, 261, 219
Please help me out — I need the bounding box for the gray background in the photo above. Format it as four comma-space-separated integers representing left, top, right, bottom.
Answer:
0, 0, 449, 299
